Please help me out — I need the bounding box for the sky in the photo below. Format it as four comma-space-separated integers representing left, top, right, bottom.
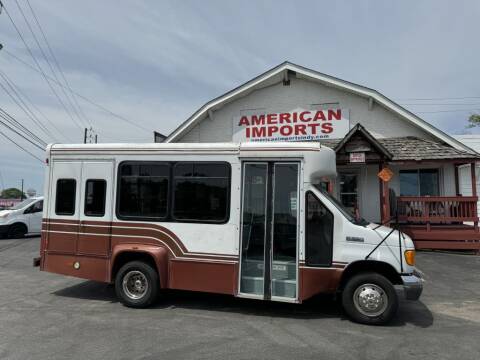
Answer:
0, 0, 480, 194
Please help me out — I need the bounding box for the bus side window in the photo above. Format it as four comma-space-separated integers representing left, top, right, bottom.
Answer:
305, 191, 333, 267
55, 179, 77, 216
117, 162, 169, 220
84, 180, 107, 217
173, 162, 230, 222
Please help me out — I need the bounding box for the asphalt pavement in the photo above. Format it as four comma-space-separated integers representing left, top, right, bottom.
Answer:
0, 236, 479, 360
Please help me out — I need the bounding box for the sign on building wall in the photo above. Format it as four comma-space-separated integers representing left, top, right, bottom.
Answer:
232, 108, 350, 142
349, 152, 365, 163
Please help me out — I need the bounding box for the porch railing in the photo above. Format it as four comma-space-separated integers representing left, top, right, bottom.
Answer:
397, 196, 479, 223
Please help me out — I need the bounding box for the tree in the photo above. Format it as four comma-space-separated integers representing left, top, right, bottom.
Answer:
0, 188, 26, 199
466, 114, 480, 128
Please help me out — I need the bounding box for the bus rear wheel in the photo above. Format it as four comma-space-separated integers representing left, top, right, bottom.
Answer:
115, 261, 159, 308
341, 272, 398, 325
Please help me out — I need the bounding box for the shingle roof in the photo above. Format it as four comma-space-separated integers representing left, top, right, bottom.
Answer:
320, 136, 479, 161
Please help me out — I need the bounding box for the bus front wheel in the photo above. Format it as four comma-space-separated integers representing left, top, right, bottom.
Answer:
115, 261, 160, 308
341, 272, 398, 325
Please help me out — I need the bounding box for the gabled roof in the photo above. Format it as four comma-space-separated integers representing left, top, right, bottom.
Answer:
321, 136, 479, 162
165, 61, 472, 153
334, 123, 393, 160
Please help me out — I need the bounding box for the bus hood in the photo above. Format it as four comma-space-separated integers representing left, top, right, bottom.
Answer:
367, 223, 416, 250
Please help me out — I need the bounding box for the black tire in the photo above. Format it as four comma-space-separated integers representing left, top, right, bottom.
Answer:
8, 223, 27, 239
341, 272, 398, 325
115, 260, 159, 308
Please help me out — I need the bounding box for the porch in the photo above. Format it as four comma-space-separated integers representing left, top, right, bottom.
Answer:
321, 124, 480, 251
397, 195, 480, 250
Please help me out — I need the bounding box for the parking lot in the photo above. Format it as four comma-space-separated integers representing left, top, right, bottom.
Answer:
0, 236, 479, 360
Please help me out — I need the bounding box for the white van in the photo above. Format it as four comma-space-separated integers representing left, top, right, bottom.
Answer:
37, 142, 422, 325
0, 196, 44, 238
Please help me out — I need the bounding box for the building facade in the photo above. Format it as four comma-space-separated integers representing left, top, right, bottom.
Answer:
164, 62, 480, 250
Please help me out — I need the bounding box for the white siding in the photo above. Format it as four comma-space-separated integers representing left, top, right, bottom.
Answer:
176, 77, 436, 143
458, 164, 480, 215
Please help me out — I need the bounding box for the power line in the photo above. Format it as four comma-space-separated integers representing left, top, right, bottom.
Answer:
395, 96, 480, 101
25, 0, 91, 128
11, 0, 87, 129
2, 49, 152, 133
416, 109, 480, 114
0, 106, 47, 147
0, 70, 55, 142
2, 3, 84, 131
0, 108, 46, 150
13, 0, 88, 129
401, 103, 480, 106
0, 68, 72, 142
0, 127, 44, 163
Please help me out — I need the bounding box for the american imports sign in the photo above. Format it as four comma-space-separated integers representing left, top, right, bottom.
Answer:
232, 108, 350, 142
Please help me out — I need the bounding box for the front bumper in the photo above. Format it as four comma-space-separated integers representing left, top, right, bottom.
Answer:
401, 273, 423, 300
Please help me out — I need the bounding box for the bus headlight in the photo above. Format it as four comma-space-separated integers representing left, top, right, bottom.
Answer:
404, 250, 416, 266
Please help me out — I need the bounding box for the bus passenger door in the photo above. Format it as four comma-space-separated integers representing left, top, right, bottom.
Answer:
46, 161, 82, 254
239, 162, 300, 301
78, 161, 114, 257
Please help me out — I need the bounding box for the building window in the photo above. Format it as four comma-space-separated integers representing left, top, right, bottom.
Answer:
118, 162, 169, 220
173, 162, 230, 222
84, 180, 107, 217
399, 169, 439, 196
305, 192, 333, 267
55, 179, 76, 215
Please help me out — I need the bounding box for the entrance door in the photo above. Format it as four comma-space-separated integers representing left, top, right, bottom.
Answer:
339, 173, 359, 215
239, 162, 299, 300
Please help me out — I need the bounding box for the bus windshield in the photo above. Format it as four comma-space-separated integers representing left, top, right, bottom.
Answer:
314, 185, 369, 226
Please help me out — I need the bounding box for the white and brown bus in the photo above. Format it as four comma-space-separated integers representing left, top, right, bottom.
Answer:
36, 142, 422, 324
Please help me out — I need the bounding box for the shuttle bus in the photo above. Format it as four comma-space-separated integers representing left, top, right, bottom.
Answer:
36, 142, 422, 324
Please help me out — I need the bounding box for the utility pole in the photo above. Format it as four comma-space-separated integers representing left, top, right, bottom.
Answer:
21, 179, 24, 200
84, 127, 97, 144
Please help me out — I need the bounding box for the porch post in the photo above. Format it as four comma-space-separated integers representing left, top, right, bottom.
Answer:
379, 163, 390, 224
471, 162, 478, 232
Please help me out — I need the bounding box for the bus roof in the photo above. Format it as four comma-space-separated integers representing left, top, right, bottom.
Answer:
47, 142, 336, 182
48, 141, 327, 154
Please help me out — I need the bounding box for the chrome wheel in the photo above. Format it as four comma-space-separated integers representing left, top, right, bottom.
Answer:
353, 283, 388, 317
122, 270, 149, 300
